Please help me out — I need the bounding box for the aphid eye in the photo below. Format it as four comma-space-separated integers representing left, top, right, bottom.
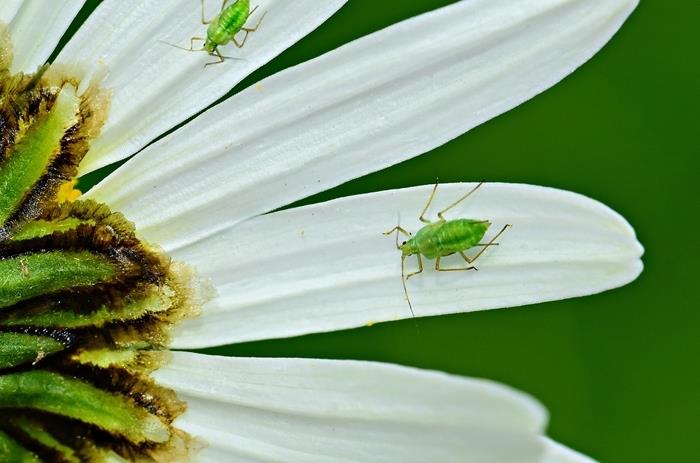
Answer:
401, 241, 407, 245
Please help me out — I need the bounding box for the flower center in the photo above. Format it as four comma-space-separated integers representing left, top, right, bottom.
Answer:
0, 27, 198, 462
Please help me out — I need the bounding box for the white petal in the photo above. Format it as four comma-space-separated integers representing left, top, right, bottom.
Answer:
0, 1, 22, 24
541, 438, 597, 463
57, 0, 346, 173
171, 183, 643, 348
89, 0, 638, 252
155, 352, 555, 463
3, 0, 85, 74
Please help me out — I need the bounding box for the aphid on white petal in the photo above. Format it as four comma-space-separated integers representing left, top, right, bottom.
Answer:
384, 182, 511, 317
165, 0, 267, 66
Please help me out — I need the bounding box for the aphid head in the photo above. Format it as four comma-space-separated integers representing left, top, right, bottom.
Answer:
203, 40, 217, 54
400, 237, 418, 257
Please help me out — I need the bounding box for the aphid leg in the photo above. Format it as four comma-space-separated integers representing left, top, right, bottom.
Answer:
200, 0, 229, 25
231, 5, 265, 48
383, 225, 411, 250
400, 256, 416, 318
200, 0, 210, 24
437, 182, 484, 220
204, 48, 226, 67
233, 33, 249, 48
461, 224, 512, 264
405, 254, 423, 279
418, 181, 439, 223
435, 256, 477, 272
233, 20, 263, 49
242, 8, 268, 32
189, 37, 206, 51
383, 226, 410, 236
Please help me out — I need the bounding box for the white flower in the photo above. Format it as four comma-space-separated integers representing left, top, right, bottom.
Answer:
2, 0, 641, 461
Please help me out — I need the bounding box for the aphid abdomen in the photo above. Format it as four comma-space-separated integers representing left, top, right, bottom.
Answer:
439, 219, 490, 254
416, 219, 489, 259
208, 0, 250, 45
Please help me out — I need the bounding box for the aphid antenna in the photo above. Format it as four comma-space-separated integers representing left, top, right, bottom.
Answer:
401, 257, 422, 339
158, 40, 207, 53
400, 255, 416, 319
382, 213, 417, 322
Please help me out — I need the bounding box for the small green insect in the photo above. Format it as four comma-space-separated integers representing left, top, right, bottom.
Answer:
384, 182, 511, 317
170, 0, 267, 66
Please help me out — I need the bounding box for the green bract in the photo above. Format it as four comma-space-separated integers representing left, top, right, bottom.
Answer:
0, 26, 198, 462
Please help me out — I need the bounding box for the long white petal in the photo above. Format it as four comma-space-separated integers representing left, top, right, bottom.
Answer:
171, 183, 643, 347
155, 352, 556, 462
541, 438, 597, 463
3, 0, 85, 74
58, 0, 346, 174
0, 1, 22, 24
90, 0, 638, 252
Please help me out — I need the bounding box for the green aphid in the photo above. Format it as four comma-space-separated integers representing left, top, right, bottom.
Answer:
384, 182, 511, 317
170, 0, 266, 66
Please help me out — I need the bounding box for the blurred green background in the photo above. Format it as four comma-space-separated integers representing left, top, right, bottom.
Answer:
68, 1, 698, 461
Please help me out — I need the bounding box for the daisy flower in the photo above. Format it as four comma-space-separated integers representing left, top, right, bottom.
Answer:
0, 0, 642, 461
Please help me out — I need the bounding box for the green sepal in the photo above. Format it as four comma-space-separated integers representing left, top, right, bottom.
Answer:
0, 370, 170, 444
72, 348, 139, 370
13, 417, 80, 463
2, 288, 172, 329
0, 429, 40, 463
0, 84, 79, 228
11, 217, 92, 241
0, 251, 118, 309
0, 333, 64, 369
